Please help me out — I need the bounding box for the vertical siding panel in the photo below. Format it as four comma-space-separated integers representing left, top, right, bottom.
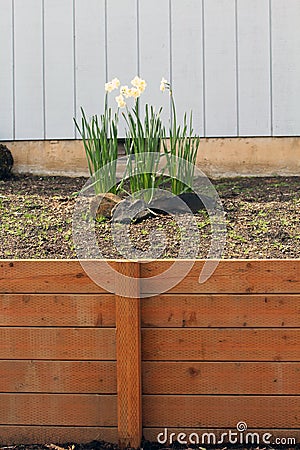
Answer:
14, 0, 43, 139
44, 0, 74, 139
138, 0, 170, 127
237, 0, 271, 136
171, 0, 203, 136
74, 0, 106, 134
272, 0, 300, 136
106, 0, 137, 137
0, 0, 14, 140
204, 0, 237, 137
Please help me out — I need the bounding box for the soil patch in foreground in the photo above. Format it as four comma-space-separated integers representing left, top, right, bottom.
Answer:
0, 174, 299, 259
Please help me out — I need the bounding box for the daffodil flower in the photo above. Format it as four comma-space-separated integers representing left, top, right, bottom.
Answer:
105, 82, 114, 93
160, 77, 169, 92
120, 85, 130, 98
131, 76, 147, 93
105, 77, 120, 93
128, 87, 142, 99
115, 94, 126, 108
111, 78, 120, 89
138, 79, 147, 93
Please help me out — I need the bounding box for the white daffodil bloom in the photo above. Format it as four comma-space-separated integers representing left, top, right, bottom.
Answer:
131, 76, 147, 93
105, 82, 114, 93
131, 76, 141, 87
111, 78, 120, 89
115, 94, 126, 108
120, 85, 130, 98
138, 79, 147, 93
128, 87, 141, 99
105, 78, 120, 92
160, 77, 168, 92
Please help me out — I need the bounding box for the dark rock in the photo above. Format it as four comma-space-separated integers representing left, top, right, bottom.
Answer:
112, 191, 219, 223
112, 198, 151, 223
149, 192, 217, 214
0, 144, 13, 180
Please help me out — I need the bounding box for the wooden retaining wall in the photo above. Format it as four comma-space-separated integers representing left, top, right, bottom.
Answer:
0, 260, 300, 447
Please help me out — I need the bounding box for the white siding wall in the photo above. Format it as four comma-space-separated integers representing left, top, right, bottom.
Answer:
0, 0, 300, 140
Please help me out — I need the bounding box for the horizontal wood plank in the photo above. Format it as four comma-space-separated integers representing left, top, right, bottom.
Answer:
0, 426, 118, 445
0, 393, 116, 426
140, 260, 300, 294
143, 395, 300, 428
143, 361, 300, 394
141, 294, 300, 327
143, 427, 300, 445
2, 260, 300, 294
142, 329, 300, 361
0, 328, 115, 360
0, 260, 114, 293
0, 294, 115, 327
0, 361, 116, 393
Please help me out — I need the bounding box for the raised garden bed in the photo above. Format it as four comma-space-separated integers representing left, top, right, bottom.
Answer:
0, 172, 300, 449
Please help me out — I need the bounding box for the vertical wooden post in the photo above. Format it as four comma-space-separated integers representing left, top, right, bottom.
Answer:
115, 262, 142, 449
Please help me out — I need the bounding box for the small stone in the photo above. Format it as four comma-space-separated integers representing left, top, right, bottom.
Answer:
90, 193, 121, 219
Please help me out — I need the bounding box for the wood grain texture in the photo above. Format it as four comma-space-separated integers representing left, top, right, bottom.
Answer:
140, 260, 300, 294
143, 395, 300, 428
142, 328, 300, 361
0, 260, 112, 293
141, 294, 300, 328
0, 294, 115, 326
0, 394, 116, 426
115, 262, 142, 448
0, 328, 115, 360
143, 361, 300, 394
0, 361, 116, 393
0, 426, 118, 445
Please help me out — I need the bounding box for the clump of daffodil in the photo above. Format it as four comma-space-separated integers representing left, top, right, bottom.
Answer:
117, 76, 147, 107
116, 76, 163, 202
74, 76, 120, 194
160, 76, 200, 195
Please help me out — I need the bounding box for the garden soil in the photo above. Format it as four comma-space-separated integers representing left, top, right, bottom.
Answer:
0, 174, 299, 259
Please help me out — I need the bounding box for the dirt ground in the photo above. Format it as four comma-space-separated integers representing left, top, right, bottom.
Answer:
0, 174, 299, 259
